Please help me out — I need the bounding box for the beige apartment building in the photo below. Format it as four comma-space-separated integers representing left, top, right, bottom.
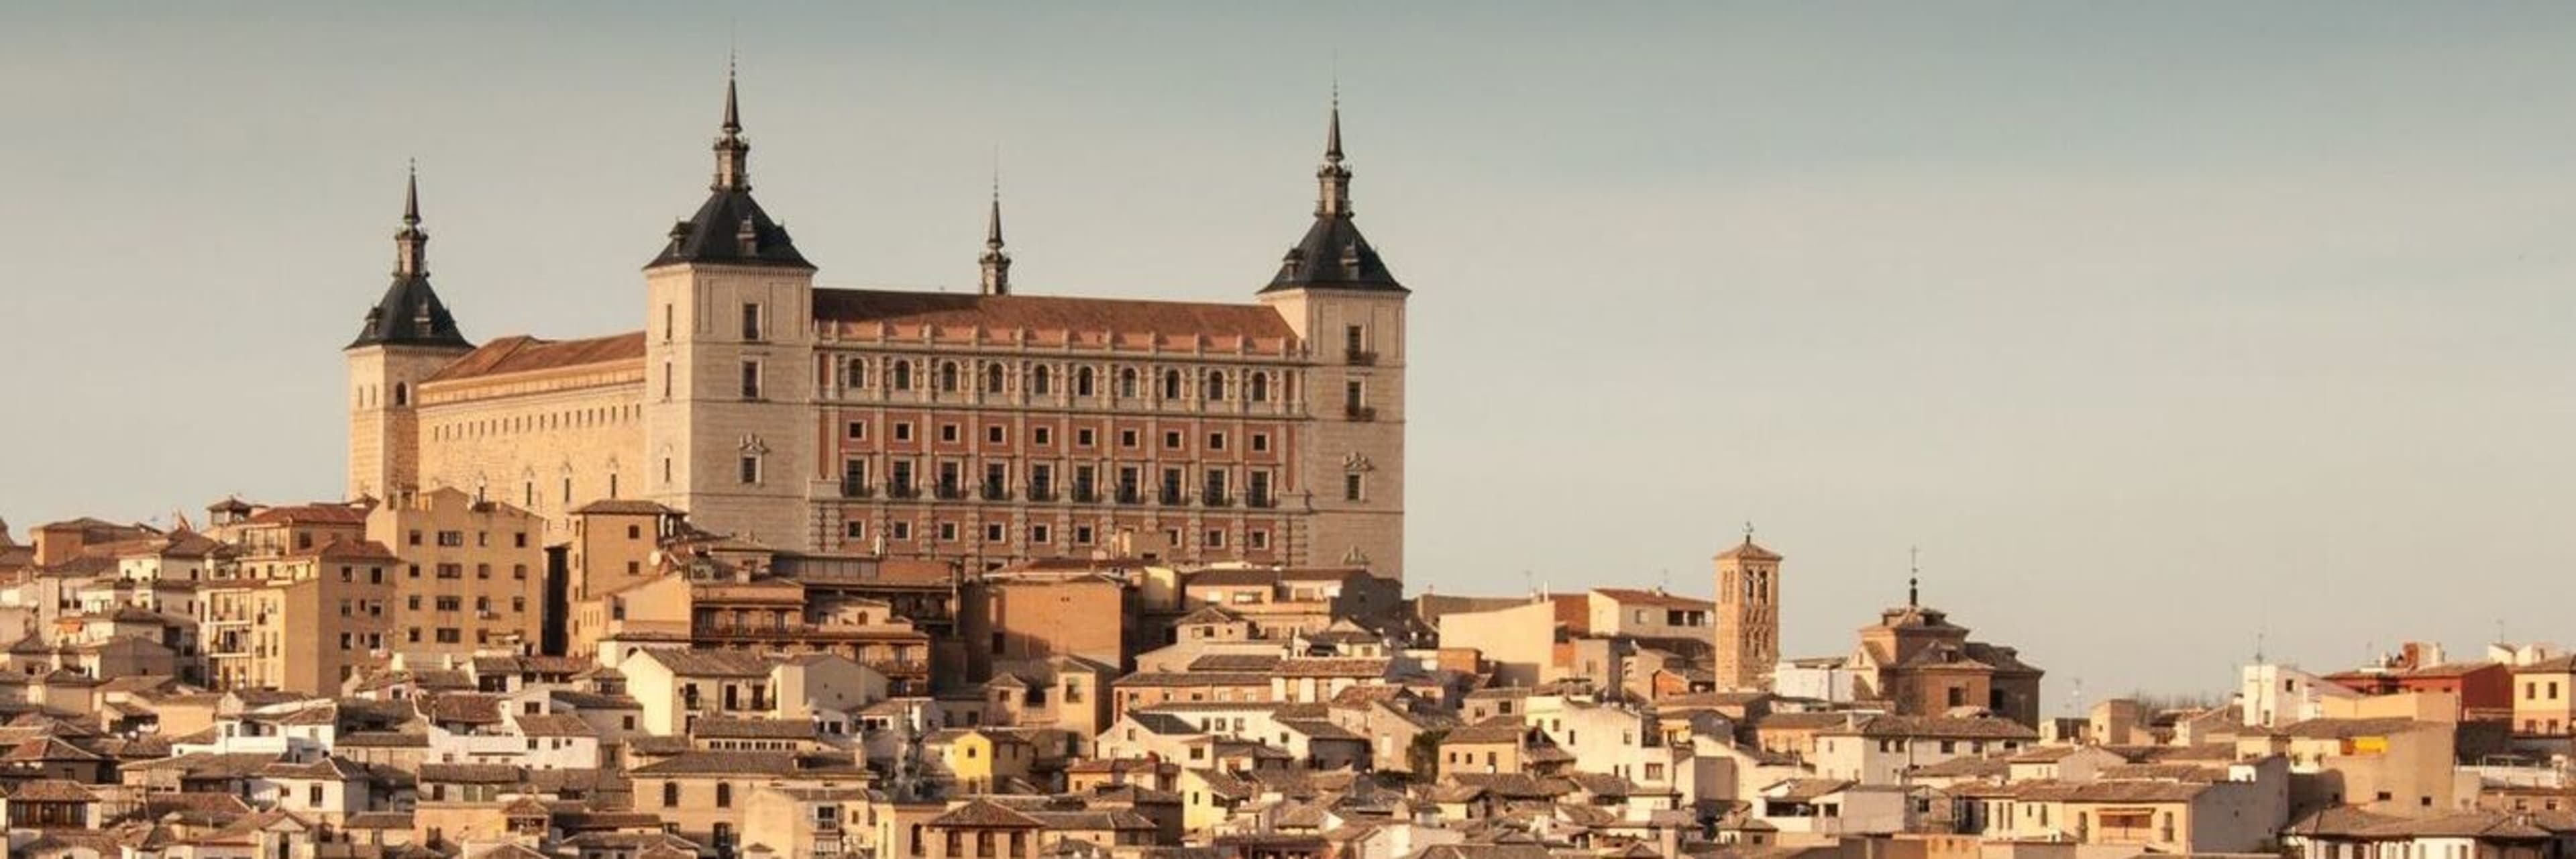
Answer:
201, 540, 398, 694
2512, 655, 2576, 736
344, 73, 1409, 576
366, 488, 545, 658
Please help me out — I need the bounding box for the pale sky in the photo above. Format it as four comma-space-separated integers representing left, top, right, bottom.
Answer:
6, 3, 2576, 705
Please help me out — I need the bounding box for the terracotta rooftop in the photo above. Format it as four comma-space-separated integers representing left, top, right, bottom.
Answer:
814, 289, 1295, 346
423, 332, 646, 384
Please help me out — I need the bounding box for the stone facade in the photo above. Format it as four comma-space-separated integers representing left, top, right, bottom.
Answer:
345, 76, 1409, 577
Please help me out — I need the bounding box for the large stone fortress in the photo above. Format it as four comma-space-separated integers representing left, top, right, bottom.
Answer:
344, 72, 1407, 576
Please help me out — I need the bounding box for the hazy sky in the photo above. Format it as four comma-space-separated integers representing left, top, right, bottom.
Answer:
7, 3, 2576, 705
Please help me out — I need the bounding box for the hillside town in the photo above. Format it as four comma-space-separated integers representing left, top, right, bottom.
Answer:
0, 501, 2567, 859
5, 28, 2573, 859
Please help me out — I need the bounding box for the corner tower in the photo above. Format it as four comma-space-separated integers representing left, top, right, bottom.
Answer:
1713, 534, 1784, 690
346, 165, 473, 501
640, 64, 819, 547
1258, 91, 1409, 578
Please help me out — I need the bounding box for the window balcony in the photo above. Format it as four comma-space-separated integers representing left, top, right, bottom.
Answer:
934, 484, 967, 501
1115, 488, 1144, 505
1158, 487, 1185, 506
1246, 493, 1278, 509
1203, 492, 1234, 508
1069, 485, 1098, 504
885, 483, 920, 500
839, 480, 873, 499
1344, 405, 1378, 421
1345, 349, 1378, 366
1026, 484, 1056, 503
979, 483, 1012, 502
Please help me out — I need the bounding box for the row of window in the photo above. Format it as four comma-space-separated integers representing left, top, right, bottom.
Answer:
425, 405, 641, 440
837, 460, 1288, 503
841, 519, 1279, 552
846, 420, 1276, 455
829, 357, 1291, 404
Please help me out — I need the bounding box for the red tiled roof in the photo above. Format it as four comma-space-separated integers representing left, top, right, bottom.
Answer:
424, 332, 647, 384
814, 289, 1295, 344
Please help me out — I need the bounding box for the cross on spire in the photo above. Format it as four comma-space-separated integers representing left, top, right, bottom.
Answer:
1907, 546, 1921, 608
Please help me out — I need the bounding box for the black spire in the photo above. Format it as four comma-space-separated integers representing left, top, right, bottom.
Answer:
1263, 87, 1404, 295
713, 56, 750, 192
979, 172, 1011, 296
647, 58, 812, 270
350, 163, 470, 350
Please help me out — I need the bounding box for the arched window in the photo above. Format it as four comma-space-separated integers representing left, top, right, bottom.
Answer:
892, 360, 913, 391
1075, 366, 1095, 397
1118, 368, 1138, 398
1249, 372, 1270, 403
661, 782, 679, 808
1205, 370, 1228, 401
1161, 370, 1182, 399
845, 358, 867, 389
715, 782, 733, 808
940, 362, 961, 393
1032, 365, 1053, 395
392, 383, 409, 407
983, 364, 1005, 394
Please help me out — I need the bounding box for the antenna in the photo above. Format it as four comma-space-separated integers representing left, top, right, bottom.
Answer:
1907, 546, 1921, 607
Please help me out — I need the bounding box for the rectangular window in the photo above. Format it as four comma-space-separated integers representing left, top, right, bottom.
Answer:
1346, 323, 1365, 356
847, 421, 867, 440
1164, 430, 1183, 450
742, 302, 763, 341
892, 521, 912, 540
1249, 529, 1269, 550
740, 456, 761, 485
1075, 525, 1095, 545
984, 523, 1004, 543
938, 522, 958, 542
1205, 529, 1226, 549
1344, 472, 1363, 501
1208, 432, 1226, 451
844, 521, 866, 540
1077, 427, 1095, 447
741, 360, 762, 399
941, 423, 961, 443
1252, 432, 1270, 453
1033, 426, 1051, 446
1030, 524, 1051, 544
1346, 379, 1363, 409
1120, 429, 1139, 448
894, 422, 914, 442
986, 425, 1005, 444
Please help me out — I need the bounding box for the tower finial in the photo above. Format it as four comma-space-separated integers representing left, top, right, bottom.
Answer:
712, 55, 751, 191
1315, 84, 1352, 218
1907, 546, 1921, 608
979, 155, 1011, 297
394, 161, 428, 277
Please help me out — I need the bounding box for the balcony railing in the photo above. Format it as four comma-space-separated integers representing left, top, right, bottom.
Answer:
1203, 492, 1233, 508
1346, 349, 1378, 366
1247, 492, 1277, 509
979, 483, 1011, 501
934, 484, 967, 501
1115, 488, 1142, 505
1345, 405, 1378, 421
1158, 487, 1185, 506
885, 483, 920, 500
839, 480, 873, 499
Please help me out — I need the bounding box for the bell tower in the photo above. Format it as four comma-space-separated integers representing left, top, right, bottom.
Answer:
1713, 532, 1784, 690
346, 164, 472, 501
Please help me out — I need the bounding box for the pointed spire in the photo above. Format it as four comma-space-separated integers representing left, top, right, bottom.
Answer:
712, 54, 752, 192
394, 160, 428, 278
979, 165, 1012, 296
1316, 83, 1352, 219
1326, 81, 1344, 164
